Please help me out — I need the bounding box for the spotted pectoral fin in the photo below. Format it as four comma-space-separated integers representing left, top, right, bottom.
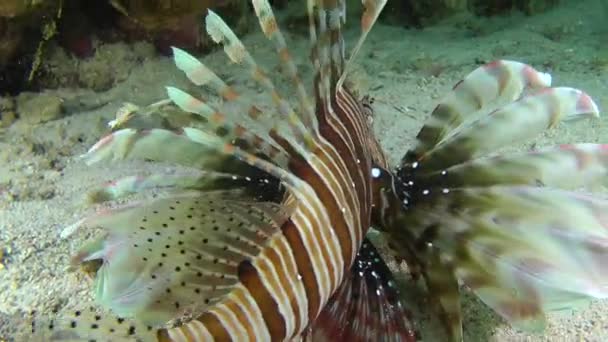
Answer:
304, 239, 417, 342
26, 306, 160, 342
69, 191, 292, 327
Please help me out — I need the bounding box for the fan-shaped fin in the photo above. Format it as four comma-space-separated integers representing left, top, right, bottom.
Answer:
421, 248, 462, 342
418, 144, 608, 190
71, 191, 292, 326
407, 186, 608, 331
414, 87, 599, 174
305, 238, 417, 342
403, 60, 552, 164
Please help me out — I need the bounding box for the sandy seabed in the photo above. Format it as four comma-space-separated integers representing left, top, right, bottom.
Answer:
1, 0, 607, 341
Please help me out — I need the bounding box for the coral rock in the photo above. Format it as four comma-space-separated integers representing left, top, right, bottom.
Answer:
16, 92, 63, 124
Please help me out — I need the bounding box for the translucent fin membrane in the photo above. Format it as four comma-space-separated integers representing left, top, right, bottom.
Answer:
389, 60, 604, 340
402, 60, 553, 165
305, 239, 416, 342
75, 192, 288, 325
252, 0, 317, 130
204, 10, 315, 152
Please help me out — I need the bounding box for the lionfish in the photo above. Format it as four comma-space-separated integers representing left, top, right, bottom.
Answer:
24, 0, 608, 341
28, 0, 415, 341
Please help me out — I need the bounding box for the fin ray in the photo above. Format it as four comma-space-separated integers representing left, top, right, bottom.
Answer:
71, 191, 290, 326
305, 239, 417, 341
412, 87, 599, 173
402, 60, 553, 164
407, 186, 608, 330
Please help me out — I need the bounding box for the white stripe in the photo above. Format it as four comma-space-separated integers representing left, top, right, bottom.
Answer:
213, 304, 248, 340
185, 319, 214, 341
253, 248, 295, 335
291, 208, 331, 309
167, 324, 191, 342
315, 136, 364, 261
238, 286, 272, 340
276, 236, 309, 336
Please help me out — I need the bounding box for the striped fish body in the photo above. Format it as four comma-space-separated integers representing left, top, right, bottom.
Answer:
161, 0, 390, 339
27, 1, 416, 342
160, 91, 378, 341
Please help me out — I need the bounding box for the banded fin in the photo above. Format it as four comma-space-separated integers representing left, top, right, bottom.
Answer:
172, 45, 287, 141
418, 144, 608, 190
305, 239, 417, 342
403, 60, 552, 165
81, 128, 225, 169
412, 87, 599, 174
171, 47, 239, 101
166, 85, 290, 168
70, 191, 292, 326
86, 172, 246, 204
80, 126, 289, 192
106, 100, 204, 133
307, 0, 347, 102
170, 47, 274, 130
204, 9, 315, 152
408, 186, 608, 331
308, 0, 387, 101
174, 126, 310, 198
420, 248, 462, 342
252, 0, 317, 129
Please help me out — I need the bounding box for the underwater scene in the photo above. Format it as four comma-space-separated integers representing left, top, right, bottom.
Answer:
1, 0, 608, 341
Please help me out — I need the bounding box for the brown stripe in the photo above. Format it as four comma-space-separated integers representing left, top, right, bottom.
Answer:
281, 219, 321, 322
332, 92, 371, 186
271, 129, 355, 274
295, 195, 337, 288
265, 242, 302, 335
156, 328, 173, 342
289, 149, 348, 282
334, 91, 372, 214
223, 289, 255, 339
197, 311, 231, 341
238, 259, 286, 341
